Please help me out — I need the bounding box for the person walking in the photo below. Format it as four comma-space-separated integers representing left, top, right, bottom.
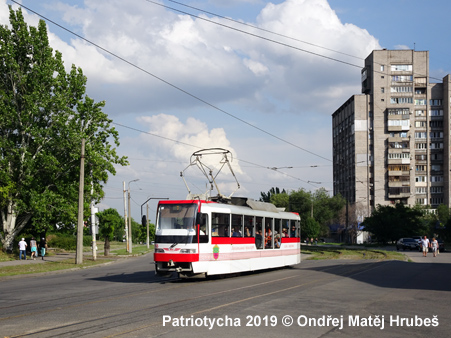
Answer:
420, 236, 430, 257
39, 237, 47, 260
18, 238, 27, 260
431, 237, 438, 257
30, 237, 37, 260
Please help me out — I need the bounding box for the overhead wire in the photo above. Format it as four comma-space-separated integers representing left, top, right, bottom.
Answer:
9, 0, 373, 191
160, 0, 444, 82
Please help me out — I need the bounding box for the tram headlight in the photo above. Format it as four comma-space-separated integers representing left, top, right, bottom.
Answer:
180, 249, 197, 254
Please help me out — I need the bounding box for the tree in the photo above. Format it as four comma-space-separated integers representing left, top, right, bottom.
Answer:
260, 187, 286, 203
0, 8, 127, 251
304, 216, 320, 239
361, 203, 427, 244
97, 209, 123, 256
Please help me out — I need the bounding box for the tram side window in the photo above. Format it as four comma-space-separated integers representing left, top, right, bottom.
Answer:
212, 213, 230, 237
243, 215, 254, 237
290, 220, 299, 237
274, 219, 281, 249
281, 220, 289, 238
231, 214, 243, 237
264, 218, 273, 249
199, 213, 209, 243
255, 217, 263, 249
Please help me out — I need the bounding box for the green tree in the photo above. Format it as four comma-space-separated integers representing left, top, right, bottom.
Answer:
0, 8, 127, 251
97, 208, 123, 256
362, 203, 427, 244
304, 216, 320, 239
260, 187, 286, 203
270, 191, 289, 210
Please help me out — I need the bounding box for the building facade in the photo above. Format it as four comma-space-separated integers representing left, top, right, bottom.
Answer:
333, 49, 451, 217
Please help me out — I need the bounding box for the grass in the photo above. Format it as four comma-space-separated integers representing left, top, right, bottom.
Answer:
302, 246, 406, 261
0, 241, 154, 277
0, 258, 115, 277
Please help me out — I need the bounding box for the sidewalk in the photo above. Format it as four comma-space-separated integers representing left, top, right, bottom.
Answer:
0, 251, 93, 267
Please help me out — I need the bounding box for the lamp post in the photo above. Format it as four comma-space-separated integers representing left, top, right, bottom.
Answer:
141, 197, 169, 248
127, 179, 139, 253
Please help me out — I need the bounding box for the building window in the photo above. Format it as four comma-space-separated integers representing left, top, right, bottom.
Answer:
415, 165, 426, 172
415, 176, 426, 182
388, 108, 409, 115
415, 110, 425, 116
391, 86, 412, 93
381, 65, 385, 71
415, 143, 427, 149
414, 132, 427, 139
388, 153, 410, 160
416, 198, 427, 205
416, 187, 427, 194
391, 65, 412, 71
430, 99, 442, 106
431, 197, 444, 205
431, 186, 443, 193
429, 110, 443, 116
430, 142, 443, 149
391, 97, 413, 104
415, 99, 427, 105
392, 75, 413, 82
430, 132, 443, 139
430, 176, 443, 183
415, 121, 426, 128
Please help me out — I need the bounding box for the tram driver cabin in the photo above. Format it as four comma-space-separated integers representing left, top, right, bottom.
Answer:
153, 197, 301, 278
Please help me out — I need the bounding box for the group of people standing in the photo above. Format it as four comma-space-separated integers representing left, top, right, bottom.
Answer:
17, 237, 47, 260
420, 236, 439, 257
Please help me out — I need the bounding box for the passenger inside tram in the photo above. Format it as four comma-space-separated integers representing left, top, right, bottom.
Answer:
255, 230, 263, 249
232, 227, 242, 237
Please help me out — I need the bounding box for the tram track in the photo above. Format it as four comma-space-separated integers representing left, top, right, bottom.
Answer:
2, 259, 393, 337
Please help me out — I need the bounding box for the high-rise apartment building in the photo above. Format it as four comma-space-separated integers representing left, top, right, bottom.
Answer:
332, 49, 451, 217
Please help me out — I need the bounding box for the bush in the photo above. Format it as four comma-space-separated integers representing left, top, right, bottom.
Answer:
46, 234, 92, 250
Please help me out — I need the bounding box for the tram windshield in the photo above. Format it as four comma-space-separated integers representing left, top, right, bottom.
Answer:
155, 203, 204, 244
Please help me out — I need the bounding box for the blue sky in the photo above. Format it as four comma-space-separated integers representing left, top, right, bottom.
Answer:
2, 0, 451, 220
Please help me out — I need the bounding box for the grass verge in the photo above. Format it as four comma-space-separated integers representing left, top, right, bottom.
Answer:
302, 246, 406, 261
0, 258, 114, 278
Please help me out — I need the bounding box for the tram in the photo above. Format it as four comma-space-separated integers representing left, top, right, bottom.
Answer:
153, 197, 300, 277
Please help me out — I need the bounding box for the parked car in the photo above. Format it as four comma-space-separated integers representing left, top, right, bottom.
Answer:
412, 236, 422, 246
396, 238, 419, 251
437, 239, 445, 252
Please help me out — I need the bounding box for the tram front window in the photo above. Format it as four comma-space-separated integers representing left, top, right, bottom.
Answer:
155, 204, 203, 244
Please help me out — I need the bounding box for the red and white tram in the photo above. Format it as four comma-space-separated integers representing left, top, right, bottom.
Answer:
153, 197, 300, 277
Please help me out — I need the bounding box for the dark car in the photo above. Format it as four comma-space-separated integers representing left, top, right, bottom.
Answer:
396, 238, 419, 251
438, 239, 445, 252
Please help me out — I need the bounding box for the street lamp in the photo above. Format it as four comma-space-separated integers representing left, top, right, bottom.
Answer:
127, 179, 139, 253
141, 197, 169, 248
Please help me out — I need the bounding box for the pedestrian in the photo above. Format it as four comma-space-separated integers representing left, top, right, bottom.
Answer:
18, 238, 27, 260
39, 237, 47, 260
30, 237, 37, 260
431, 237, 438, 257
420, 235, 430, 257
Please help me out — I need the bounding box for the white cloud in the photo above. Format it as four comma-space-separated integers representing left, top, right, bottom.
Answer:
0, 0, 382, 218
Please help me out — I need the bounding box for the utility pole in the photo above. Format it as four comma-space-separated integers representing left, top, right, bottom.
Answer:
123, 181, 128, 252
76, 138, 85, 265
128, 179, 139, 253
90, 170, 97, 261
141, 197, 168, 249
146, 202, 149, 249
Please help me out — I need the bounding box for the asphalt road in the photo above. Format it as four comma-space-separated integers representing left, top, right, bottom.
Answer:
0, 252, 450, 338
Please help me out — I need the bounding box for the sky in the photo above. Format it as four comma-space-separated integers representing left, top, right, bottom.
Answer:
2, 0, 451, 222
